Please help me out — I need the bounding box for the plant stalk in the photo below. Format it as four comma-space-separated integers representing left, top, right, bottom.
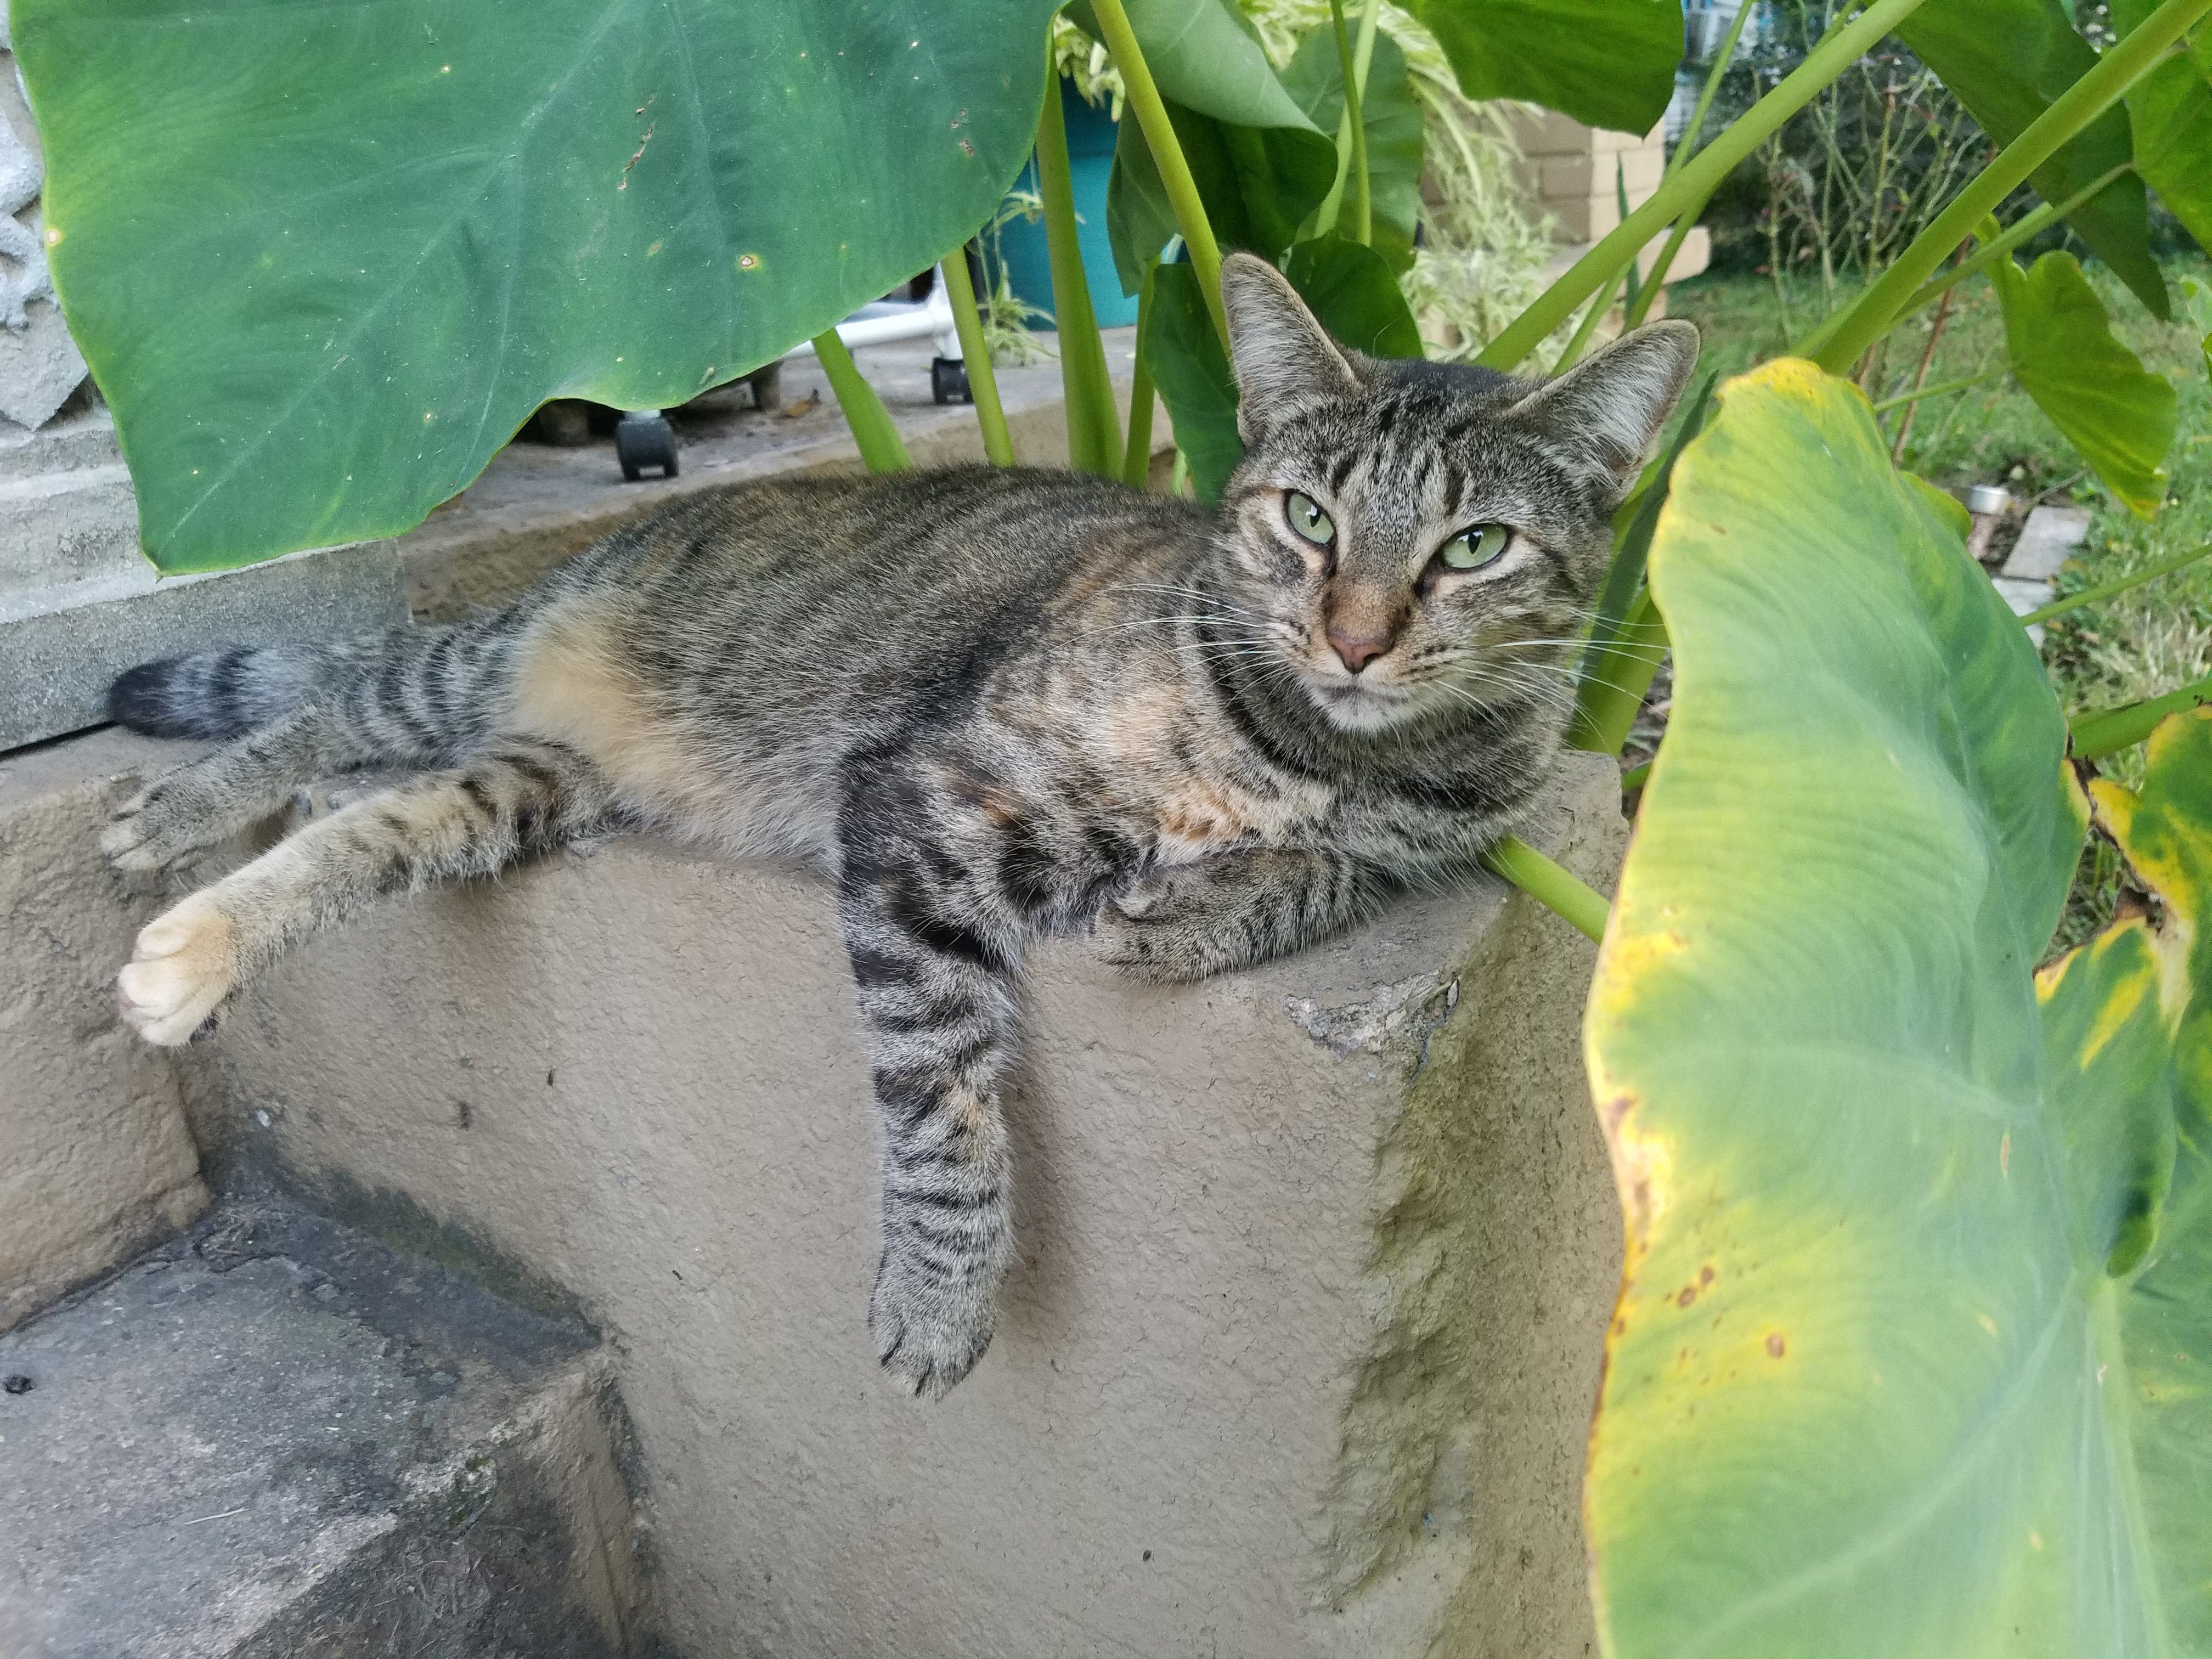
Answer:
1035, 66, 1124, 475
1807, 0, 2210, 373
2072, 672, 2212, 760
1572, 586, 1671, 757
1482, 837, 1611, 944
1621, 0, 1751, 334
1898, 161, 2135, 319
812, 330, 912, 473
1088, 0, 1229, 347
1123, 256, 1161, 487
2024, 541, 2212, 626
1572, 373, 1717, 749
1868, 363, 2004, 412
1887, 276, 1957, 462
1328, 0, 1372, 244
1478, 0, 1935, 370
940, 246, 1015, 467
1314, 0, 1383, 240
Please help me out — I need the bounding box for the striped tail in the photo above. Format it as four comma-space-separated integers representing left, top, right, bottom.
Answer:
107, 619, 516, 761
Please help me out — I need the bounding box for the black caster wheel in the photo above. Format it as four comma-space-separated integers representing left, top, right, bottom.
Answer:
931, 356, 972, 405
747, 361, 785, 412
616, 410, 678, 481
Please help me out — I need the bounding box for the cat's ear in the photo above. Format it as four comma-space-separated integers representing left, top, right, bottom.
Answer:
1220, 252, 1359, 439
1504, 320, 1701, 501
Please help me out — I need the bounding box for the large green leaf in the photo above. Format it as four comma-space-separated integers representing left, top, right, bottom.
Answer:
1277, 25, 1425, 273
1407, 0, 1681, 136
1280, 236, 1422, 358
15, 0, 1060, 572
1145, 238, 1418, 501
1584, 357, 2212, 1655
1146, 261, 1242, 501
1994, 250, 2177, 518
2114, 0, 2212, 257
1897, 0, 2168, 320
1073, 0, 1335, 292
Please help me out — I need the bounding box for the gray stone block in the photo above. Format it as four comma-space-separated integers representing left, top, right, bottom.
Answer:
0, 539, 408, 752
180, 747, 1627, 1659
0, 1200, 650, 1657
2002, 504, 2091, 582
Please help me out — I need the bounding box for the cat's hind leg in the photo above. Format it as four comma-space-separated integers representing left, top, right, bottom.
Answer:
117, 740, 610, 1045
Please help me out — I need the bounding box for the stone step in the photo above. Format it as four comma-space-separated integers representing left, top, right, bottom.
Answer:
0, 1200, 651, 1658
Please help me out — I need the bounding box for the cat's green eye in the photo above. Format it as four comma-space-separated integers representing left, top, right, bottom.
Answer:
1284, 492, 1335, 546
1438, 523, 1511, 572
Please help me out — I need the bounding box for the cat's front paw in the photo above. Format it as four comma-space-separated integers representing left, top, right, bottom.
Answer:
116, 892, 240, 1046
868, 1246, 999, 1401
1097, 875, 1235, 983
101, 771, 228, 873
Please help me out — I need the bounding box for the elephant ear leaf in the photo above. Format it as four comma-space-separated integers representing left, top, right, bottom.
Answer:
2111, 0, 2212, 266
1579, 356, 2212, 1656
2079, 708, 2212, 1656
1080, 0, 1335, 292
1994, 250, 2177, 518
1898, 0, 2166, 319
13, 0, 1065, 573
1406, 0, 1681, 136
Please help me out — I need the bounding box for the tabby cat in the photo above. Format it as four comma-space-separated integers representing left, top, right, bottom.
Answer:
104, 253, 1697, 1396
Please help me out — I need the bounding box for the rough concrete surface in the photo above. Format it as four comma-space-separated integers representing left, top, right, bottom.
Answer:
167, 746, 1627, 1659
0, 728, 208, 1331
0, 1199, 646, 1657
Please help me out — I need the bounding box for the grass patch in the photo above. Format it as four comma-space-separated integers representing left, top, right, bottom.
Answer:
1663, 259, 2212, 951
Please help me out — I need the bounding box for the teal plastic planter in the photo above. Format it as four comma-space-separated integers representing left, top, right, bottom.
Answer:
990, 82, 1141, 330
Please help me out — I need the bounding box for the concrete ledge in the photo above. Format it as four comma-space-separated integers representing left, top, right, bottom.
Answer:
0, 727, 210, 1331
399, 332, 1170, 622
169, 751, 1627, 1657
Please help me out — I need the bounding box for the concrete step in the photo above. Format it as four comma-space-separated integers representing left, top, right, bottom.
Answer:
0, 1199, 650, 1658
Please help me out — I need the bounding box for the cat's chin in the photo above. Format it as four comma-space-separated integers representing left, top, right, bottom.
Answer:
1307, 677, 1422, 735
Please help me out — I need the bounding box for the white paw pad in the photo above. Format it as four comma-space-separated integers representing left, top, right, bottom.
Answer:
117, 894, 239, 1046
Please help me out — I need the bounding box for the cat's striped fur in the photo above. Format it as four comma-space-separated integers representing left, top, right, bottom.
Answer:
104, 255, 1697, 1396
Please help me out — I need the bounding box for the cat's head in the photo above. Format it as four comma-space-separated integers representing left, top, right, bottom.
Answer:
1209, 251, 1699, 736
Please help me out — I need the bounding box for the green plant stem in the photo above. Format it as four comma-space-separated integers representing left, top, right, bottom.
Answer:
1573, 586, 1671, 755
1868, 365, 2006, 412
1329, 0, 1370, 245
1623, 0, 1757, 329
1123, 257, 1161, 487
812, 329, 912, 473
2024, 541, 2212, 626
1807, 0, 2209, 373
1482, 837, 1611, 943
1898, 161, 2136, 319
1572, 373, 1717, 749
2072, 672, 2212, 760
1555, 263, 1632, 370
1621, 758, 1652, 791
1477, 0, 1934, 370
1089, 0, 1228, 347
1035, 67, 1123, 475
1314, 0, 1383, 240
940, 246, 1015, 467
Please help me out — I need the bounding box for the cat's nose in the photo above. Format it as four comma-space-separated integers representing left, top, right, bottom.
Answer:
1327, 628, 1390, 674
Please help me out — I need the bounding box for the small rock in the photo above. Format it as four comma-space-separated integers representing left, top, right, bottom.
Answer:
3, 1374, 33, 1395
